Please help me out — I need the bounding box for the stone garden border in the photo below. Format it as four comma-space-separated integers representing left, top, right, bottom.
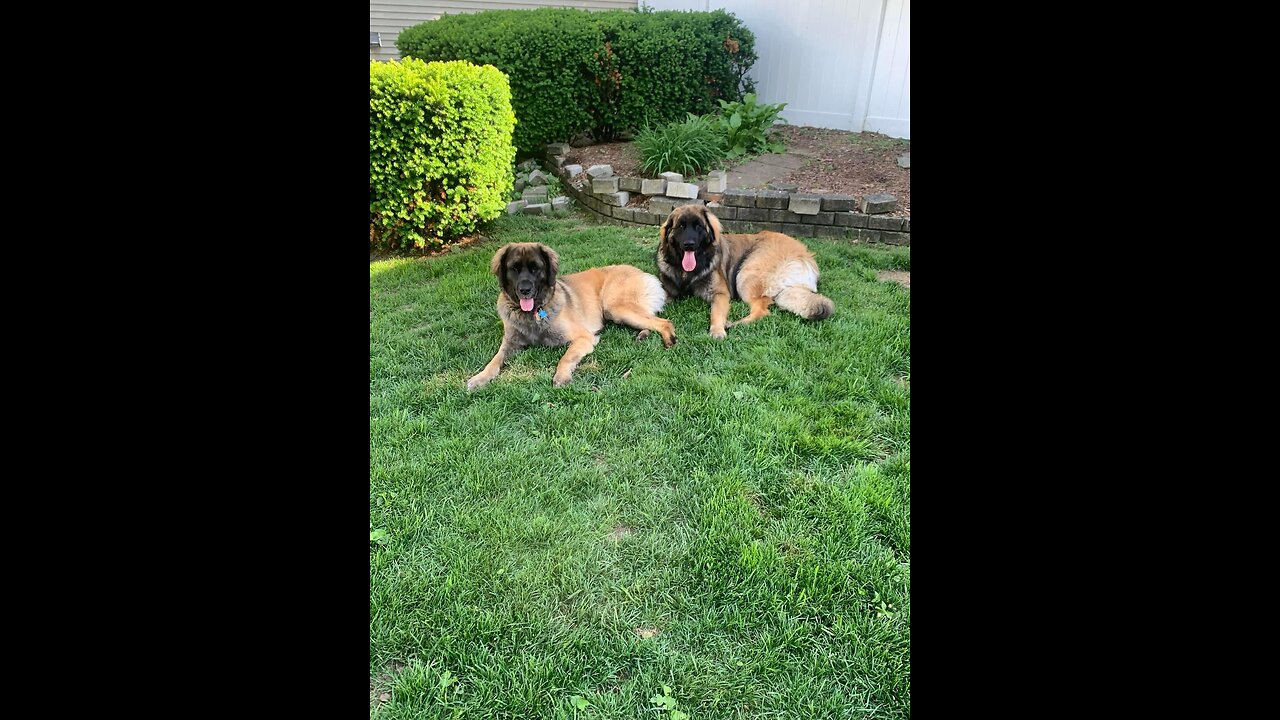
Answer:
540, 144, 910, 246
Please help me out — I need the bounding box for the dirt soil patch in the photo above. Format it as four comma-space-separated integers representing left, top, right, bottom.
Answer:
563, 127, 910, 216
877, 270, 910, 289
779, 126, 910, 215
564, 142, 644, 178
370, 660, 406, 711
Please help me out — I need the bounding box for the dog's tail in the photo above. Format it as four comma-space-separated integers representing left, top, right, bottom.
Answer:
775, 286, 835, 320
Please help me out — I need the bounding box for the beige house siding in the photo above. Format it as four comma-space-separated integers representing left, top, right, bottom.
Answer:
371, 1, 638, 62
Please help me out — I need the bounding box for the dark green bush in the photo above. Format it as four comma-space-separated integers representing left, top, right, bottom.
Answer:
369, 58, 516, 250
396, 8, 756, 156
635, 113, 726, 178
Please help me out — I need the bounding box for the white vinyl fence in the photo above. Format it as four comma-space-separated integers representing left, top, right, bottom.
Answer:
642, 0, 910, 138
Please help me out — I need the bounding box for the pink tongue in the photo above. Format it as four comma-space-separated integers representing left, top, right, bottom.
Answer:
519, 298, 534, 312
682, 251, 696, 272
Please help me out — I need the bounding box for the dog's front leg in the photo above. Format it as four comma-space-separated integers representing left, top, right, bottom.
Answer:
552, 335, 599, 387
467, 335, 524, 390
709, 291, 730, 339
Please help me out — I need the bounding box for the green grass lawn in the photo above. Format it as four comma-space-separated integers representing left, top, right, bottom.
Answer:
370, 214, 910, 719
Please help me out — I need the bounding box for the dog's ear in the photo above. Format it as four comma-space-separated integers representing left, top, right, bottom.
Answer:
489, 244, 510, 276
660, 211, 675, 245
703, 208, 722, 243
537, 243, 560, 283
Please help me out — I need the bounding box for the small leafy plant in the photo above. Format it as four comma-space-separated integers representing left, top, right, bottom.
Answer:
872, 590, 896, 619
712, 93, 787, 158
635, 114, 726, 178
509, 166, 563, 204
542, 175, 564, 204
650, 684, 689, 720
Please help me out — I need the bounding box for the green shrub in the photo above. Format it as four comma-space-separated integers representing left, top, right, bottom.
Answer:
369, 58, 516, 250
713, 92, 788, 158
396, 8, 756, 156
635, 113, 726, 178
592, 8, 757, 142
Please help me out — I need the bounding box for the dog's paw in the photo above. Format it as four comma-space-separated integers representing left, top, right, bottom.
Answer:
552, 373, 574, 388
709, 327, 727, 340
662, 334, 677, 348
635, 329, 651, 342
466, 374, 491, 391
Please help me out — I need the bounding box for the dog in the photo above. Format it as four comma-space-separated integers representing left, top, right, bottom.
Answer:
467, 242, 676, 389
656, 205, 834, 338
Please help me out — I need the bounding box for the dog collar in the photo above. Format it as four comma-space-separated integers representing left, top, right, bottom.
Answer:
535, 306, 557, 323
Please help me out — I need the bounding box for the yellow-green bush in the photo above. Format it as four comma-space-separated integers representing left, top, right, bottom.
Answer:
370, 58, 516, 250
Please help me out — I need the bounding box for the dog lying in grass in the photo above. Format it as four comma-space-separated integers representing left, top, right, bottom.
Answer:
467, 242, 676, 389
656, 205, 834, 338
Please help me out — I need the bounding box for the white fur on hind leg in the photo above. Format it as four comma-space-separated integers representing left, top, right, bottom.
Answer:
640, 273, 667, 314
765, 259, 819, 298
